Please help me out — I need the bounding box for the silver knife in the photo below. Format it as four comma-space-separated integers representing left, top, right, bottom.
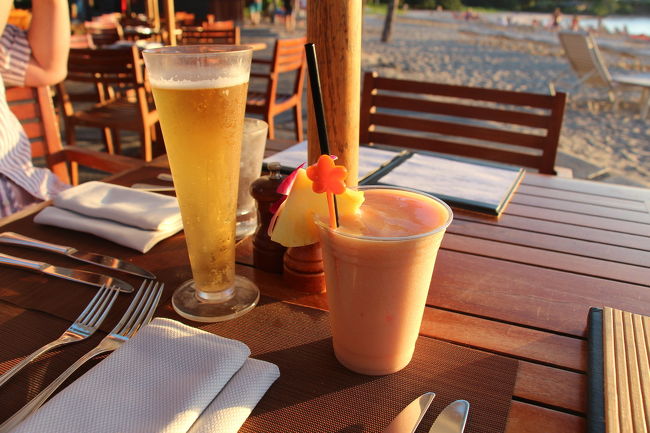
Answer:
0, 253, 134, 293
427, 400, 470, 433
0, 232, 155, 279
383, 392, 436, 433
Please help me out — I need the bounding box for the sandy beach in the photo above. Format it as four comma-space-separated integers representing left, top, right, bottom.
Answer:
361, 12, 650, 186
249, 11, 649, 187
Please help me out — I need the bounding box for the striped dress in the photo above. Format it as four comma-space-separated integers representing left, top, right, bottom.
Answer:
0, 24, 69, 217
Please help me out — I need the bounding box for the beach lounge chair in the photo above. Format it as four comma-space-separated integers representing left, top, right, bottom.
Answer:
360, 72, 566, 175
552, 31, 650, 117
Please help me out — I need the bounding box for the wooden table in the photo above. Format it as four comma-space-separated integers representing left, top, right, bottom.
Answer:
1, 140, 649, 432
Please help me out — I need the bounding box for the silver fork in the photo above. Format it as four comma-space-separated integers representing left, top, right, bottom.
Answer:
0, 283, 119, 388
0, 280, 164, 433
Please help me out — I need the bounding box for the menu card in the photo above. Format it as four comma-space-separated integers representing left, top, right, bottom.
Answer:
264, 142, 524, 216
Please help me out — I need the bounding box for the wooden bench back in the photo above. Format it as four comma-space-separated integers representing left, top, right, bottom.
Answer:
360, 72, 566, 174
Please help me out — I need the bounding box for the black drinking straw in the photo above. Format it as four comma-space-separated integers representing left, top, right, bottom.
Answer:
304, 43, 330, 156
304, 43, 340, 227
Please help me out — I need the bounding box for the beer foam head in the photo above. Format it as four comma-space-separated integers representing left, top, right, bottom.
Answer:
149, 76, 247, 89
143, 45, 252, 89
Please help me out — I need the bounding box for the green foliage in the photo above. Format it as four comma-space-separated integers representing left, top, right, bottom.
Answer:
439, 0, 465, 11
591, 0, 618, 15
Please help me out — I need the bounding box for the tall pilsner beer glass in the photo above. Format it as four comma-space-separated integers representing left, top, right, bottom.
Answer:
143, 45, 258, 322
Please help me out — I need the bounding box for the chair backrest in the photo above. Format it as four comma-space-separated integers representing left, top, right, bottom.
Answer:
270, 37, 307, 75
175, 11, 196, 26
83, 21, 124, 47
360, 72, 567, 174
179, 27, 240, 44
70, 33, 95, 49
6, 86, 71, 184
62, 46, 147, 101
558, 31, 613, 88
201, 20, 236, 30
263, 36, 307, 102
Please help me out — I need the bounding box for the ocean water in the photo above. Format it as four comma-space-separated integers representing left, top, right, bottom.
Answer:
578, 16, 650, 36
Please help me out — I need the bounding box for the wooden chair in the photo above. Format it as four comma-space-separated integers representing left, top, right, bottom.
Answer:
83, 20, 124, 47
246, 36, 307, 141
360, 72, 567, 175
6, 85, 142, 186
201, 19, 236, 30
179, 26, 240, 45
56, 46, 160, 161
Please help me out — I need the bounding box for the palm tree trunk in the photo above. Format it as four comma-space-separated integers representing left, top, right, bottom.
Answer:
381, 0, 398, 42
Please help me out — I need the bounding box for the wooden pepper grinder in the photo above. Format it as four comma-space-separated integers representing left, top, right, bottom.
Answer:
250, 162, 287, 273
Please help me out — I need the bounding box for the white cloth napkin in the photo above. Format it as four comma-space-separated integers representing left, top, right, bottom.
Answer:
10, 318, 280, 433
33, 181, 183, 253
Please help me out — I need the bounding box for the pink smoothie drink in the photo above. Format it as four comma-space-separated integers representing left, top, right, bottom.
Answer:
317, 186, 453, 375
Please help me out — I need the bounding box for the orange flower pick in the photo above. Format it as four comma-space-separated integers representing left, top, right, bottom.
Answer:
306, 155, 348, 229
306, 155, 348, 195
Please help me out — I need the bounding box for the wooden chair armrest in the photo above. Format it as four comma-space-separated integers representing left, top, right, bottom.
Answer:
252, 58, 272, 65
57, 147, 145, 174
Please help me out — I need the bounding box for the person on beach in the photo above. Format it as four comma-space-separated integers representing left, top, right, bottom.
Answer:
249, 0, 263, 25
551, 8, 562, 29
283, 0, 296, 31
571, 14, 580, 31
0, 0, 71, 217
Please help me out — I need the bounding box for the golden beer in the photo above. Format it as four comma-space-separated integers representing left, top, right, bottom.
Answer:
152, 83, 248, 293
143, 45, 257, 322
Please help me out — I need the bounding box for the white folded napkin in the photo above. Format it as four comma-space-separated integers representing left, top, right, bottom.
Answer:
10, 318, 280, 433
34, 181, 183, 253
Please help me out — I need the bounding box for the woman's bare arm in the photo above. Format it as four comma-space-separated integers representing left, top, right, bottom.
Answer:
24, 0, 70, 86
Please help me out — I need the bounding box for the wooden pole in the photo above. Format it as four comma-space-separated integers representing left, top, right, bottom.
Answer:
381, 0, 399, 43
283, 0, 362, 294
306, 0, 361, 186
163, 0, 176, 46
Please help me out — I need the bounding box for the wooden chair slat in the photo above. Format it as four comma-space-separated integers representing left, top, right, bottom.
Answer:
373, 93, 555, 129
374, 75, 559, 109
369, 112, 548, 150
367, 131, 543, 168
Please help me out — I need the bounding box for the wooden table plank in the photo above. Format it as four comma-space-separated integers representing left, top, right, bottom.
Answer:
514, 361, 586, 414
449, 219, 650, 266
454, 213, 650, 251
431, 251, 650, 336
506, 401, 585, 433
443, 234, 650, 286
420, 309, 585, 371
522, 175, 650, 202
516, 184, 649, 212
512, 195, 650, 224
504, 204, 650, 237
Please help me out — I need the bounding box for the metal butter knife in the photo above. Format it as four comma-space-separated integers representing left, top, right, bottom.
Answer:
0, 232, 155, 279
383, 392, 436, 433
427, 400, 470, 433
0, 253, 134, 293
